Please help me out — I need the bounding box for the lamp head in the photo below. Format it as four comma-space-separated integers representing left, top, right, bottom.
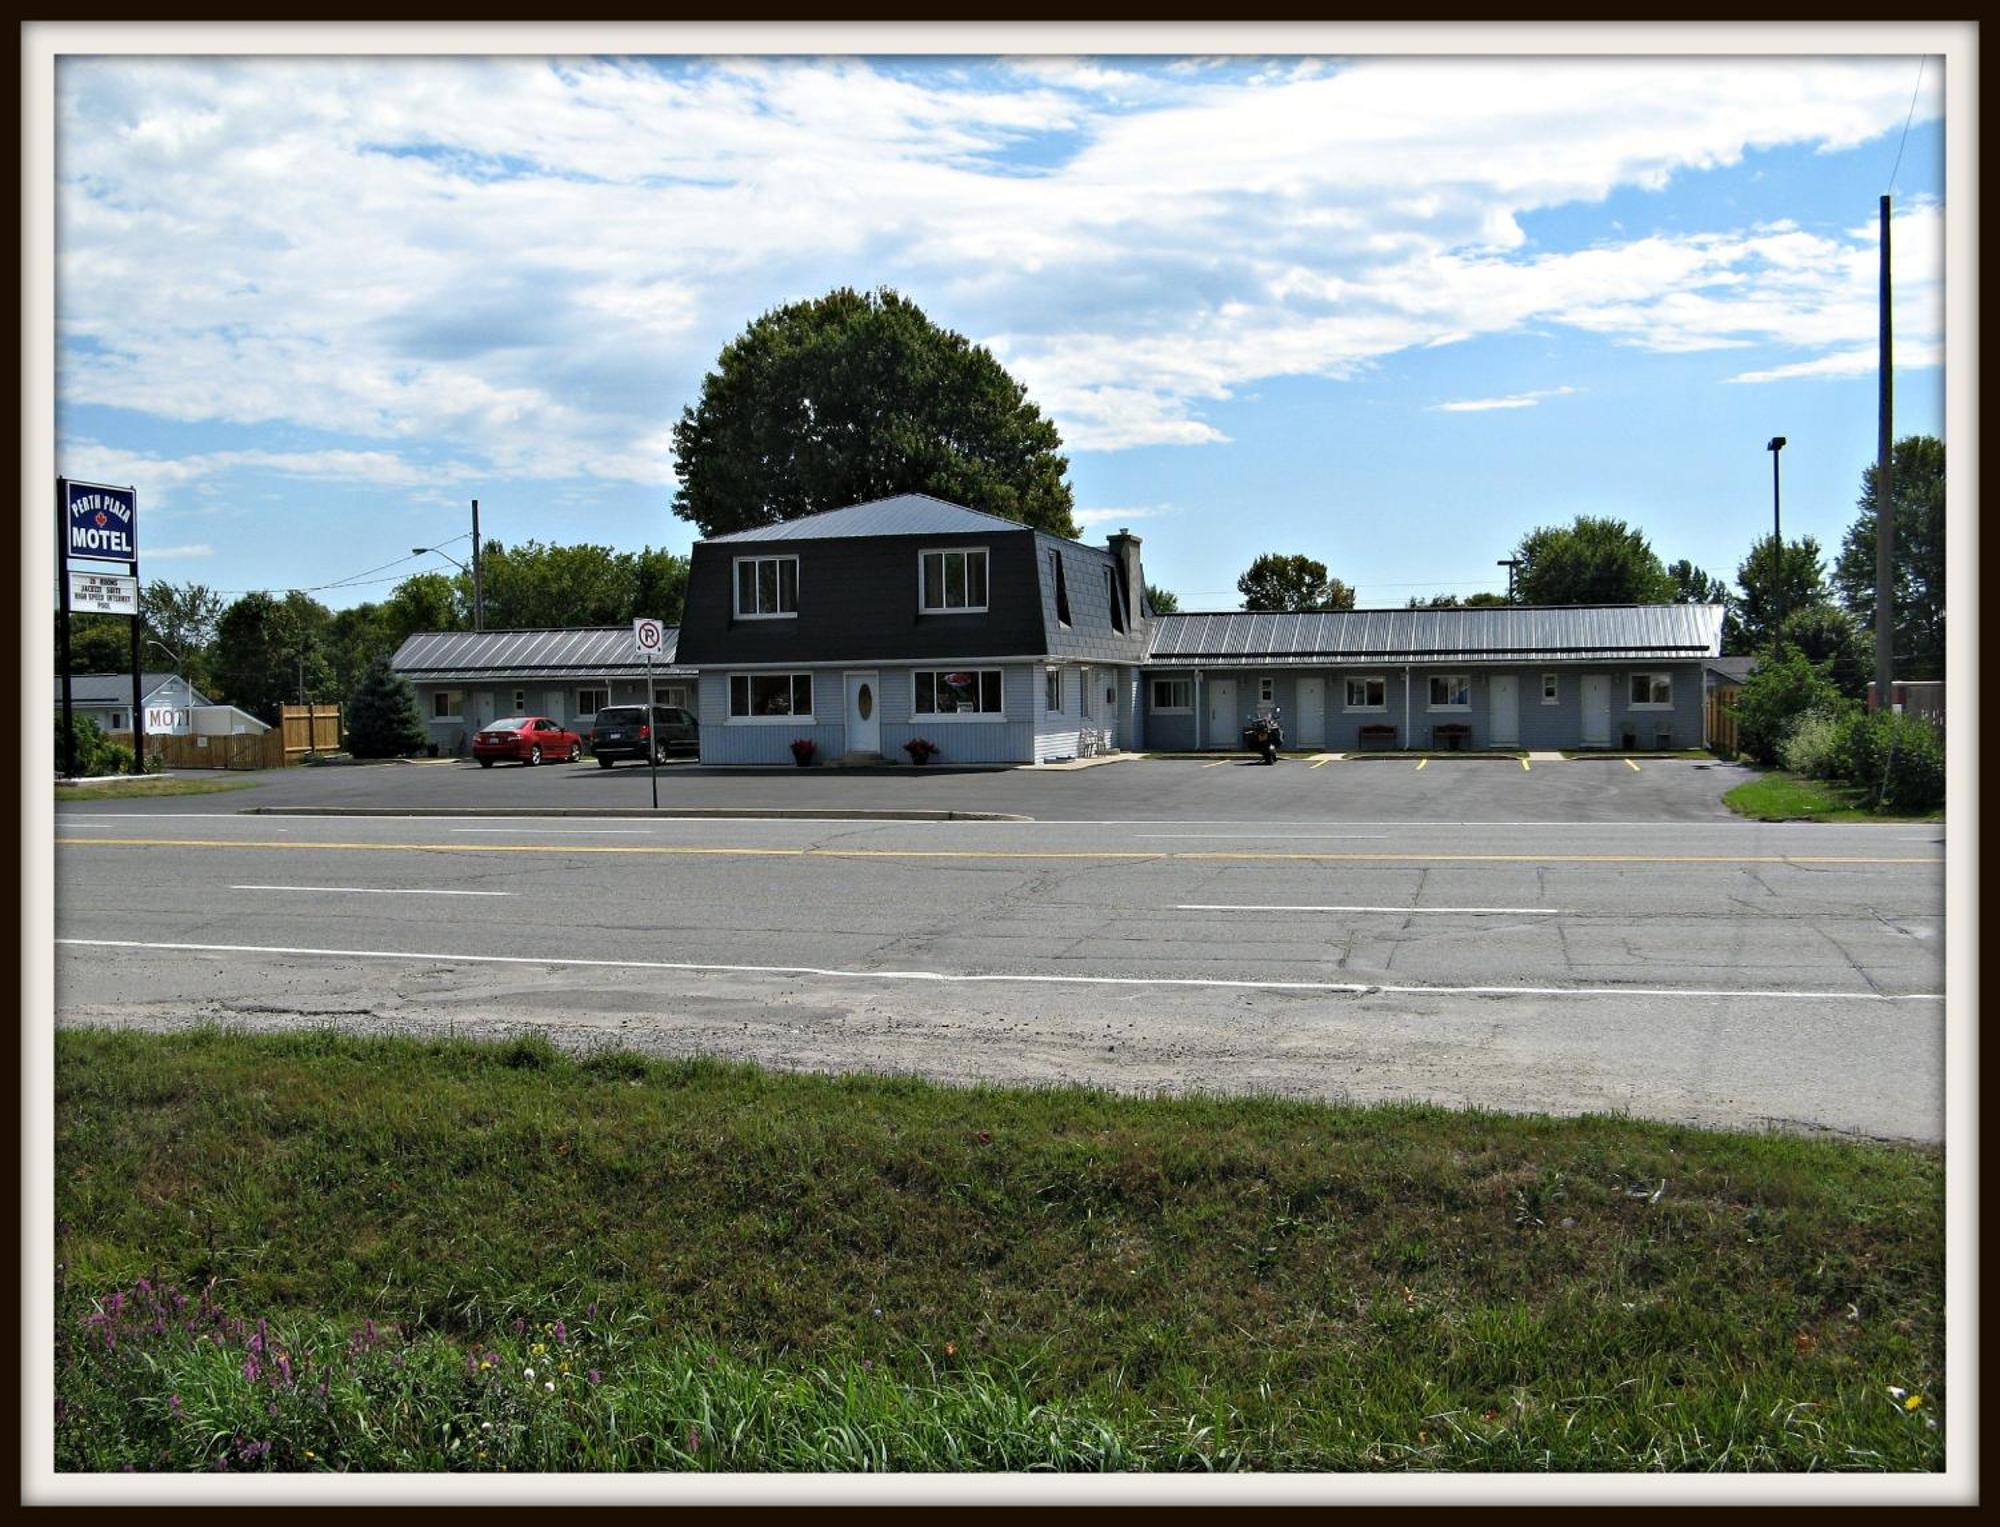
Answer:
1767, 436, 1786, 452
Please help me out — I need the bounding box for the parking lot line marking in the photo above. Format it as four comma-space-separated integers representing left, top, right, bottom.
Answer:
1415, 758, 1428, 771
229, 885, 514, 897
1201, 759, 1229, 768
1309, 759, 1330, 769
54, 937, 1942, 1003
1626, 758, 1642, 772
1520, 758, 1531, 771
57, 836, 1942, 866
1177, 904, 1569, 915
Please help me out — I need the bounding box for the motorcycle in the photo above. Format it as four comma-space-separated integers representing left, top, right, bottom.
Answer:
1242, 705, 1283, 764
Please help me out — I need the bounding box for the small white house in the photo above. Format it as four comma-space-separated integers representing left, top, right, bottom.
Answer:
57, 672, 269, 737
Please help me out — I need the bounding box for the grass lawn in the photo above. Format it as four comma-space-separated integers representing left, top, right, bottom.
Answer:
54, 1027, 1945, 1473
54, 776, 261, 803
1724, 770, 1944, 823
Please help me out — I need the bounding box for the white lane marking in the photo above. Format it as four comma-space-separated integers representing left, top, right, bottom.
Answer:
229, 885, 514, 898
54, 939, 1942, 1003
449, 828, 652, 836
1178, 904, 1569, 915
1136, 834, 1389, 841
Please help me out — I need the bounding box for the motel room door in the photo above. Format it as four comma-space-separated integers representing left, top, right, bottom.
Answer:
1488, 674, 1519, 748
1295, 676, 1326, 749
1205, 677, 1238, 749
1580, 674, 1612, 748
845, 672, 880, 755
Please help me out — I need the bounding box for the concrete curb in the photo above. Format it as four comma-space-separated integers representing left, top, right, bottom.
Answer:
244, 806, 1033, 822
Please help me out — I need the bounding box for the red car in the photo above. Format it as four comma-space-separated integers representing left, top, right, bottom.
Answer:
473, 716, 584, 768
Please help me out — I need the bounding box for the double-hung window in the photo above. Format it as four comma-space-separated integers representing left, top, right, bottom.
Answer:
919, 548, 988, 612
1344, 676, 1386, 711
1629, 672, 1673, 707
728, 673, 813, 720
1045, 667, 1063, 713
734, 555, 799, 619
914, 669, 1004, 717
432, 690, 462, 720
1150, 678, 1192, 712
1427, 674, 1471, 710
576, 686, 608, 717
1541, 673, 1559, 705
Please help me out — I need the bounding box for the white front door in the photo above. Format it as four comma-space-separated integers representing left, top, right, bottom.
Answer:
1206, 677, 1237, 749
1296, 676, 1326, 748
1580, 673, 1611, 747
1489, 674, 1519, 748
845, 671, 880, 754
545, 690, 567, 726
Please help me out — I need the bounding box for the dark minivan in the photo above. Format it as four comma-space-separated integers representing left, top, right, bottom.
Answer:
588, 704, 699, 767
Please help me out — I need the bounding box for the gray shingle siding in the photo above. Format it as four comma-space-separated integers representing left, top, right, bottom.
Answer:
697, 662, 1041, 764
1034, 533, 1152, 666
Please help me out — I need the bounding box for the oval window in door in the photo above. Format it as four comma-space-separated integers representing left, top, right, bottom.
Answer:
857, 683, 873, 720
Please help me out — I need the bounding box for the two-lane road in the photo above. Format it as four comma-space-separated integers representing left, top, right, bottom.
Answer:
53, 810, 1946, 1139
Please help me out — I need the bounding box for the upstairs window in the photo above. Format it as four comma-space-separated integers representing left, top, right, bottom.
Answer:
920, 548, 988, 612
1104, 565, 1126, 633
1050, 549, 1071, 626
734, 555, 799, 619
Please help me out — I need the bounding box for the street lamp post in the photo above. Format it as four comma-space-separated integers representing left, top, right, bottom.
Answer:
1766, 436, 1786, 654
413, 545, 481, 631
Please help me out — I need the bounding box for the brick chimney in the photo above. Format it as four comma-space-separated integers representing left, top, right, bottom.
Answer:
1105, 528, 1146, 631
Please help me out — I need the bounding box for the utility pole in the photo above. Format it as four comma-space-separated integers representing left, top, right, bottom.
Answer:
1496, 558, 1521, 604
1767, 437, 1786, 654
471, 498, 485, 632
1875, 194, 1896, 709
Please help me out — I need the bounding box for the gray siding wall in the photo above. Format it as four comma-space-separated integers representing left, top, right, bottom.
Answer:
698, 663, 1039, 764
1032, 662, 1135, 761
414, 675, 698, 754
1136, 663, 1707, 751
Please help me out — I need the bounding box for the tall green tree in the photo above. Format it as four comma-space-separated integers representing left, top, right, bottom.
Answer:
211, 590, 335, 724
672, 287, 1078, 539
381, 571, 466, 643
1777, 604, 1871, 700
1733, 534, 1828, 654
1513, 517, 1675, 605
58, 613, 134, 674
1832, 434, 1945, 680
1666, 559, 1728, 606
323, 603, 391, 704
345, 654, 428, 759
1236, 554, 1355, 612
1144, 583, 1180, 615
138, 581, 224, 691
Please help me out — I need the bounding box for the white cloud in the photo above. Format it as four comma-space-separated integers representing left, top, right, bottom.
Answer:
144, 544, 215, 559
1431, 386, 1578, 413
53, 55, 1946, 476
56, 441, 486, 506
1072, 505, 1175, 529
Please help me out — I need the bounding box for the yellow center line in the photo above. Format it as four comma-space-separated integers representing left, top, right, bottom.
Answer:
1625, 758, 1642, 772
54, 836, 1941, 866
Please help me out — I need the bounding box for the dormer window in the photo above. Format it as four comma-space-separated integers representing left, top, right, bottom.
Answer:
1050, 549, 1071, 626
1104, 565, 1126, 633
919, 548, 988, 612
734, 555, 799, 619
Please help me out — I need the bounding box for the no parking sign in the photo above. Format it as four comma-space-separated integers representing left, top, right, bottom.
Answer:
632, 617, 665, 657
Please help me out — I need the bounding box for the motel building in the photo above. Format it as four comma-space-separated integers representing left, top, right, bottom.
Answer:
390, 627, 698, 756
394, 495, 1724, 766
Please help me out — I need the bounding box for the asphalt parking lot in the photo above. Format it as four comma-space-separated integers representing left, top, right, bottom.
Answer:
79, 753, 1759, 823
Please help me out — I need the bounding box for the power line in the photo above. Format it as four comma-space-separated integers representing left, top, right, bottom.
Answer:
1887, 57, 1926, 195
205, 532, 472, 598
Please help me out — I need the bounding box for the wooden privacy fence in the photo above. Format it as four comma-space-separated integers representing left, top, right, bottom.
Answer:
281, 703, 344, 760
1706, 686, 1740, 758
114, 704, 344, 771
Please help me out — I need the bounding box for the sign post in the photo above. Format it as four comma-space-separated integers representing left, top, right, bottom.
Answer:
58, 477, 142, 776
633, 617, 666, 810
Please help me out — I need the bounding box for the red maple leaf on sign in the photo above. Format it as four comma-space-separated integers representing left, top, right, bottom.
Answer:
94, 512, 108, 527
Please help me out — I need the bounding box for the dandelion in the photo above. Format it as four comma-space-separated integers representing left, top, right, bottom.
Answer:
481, 1421, 493, 1432
523, 1367, 535, 1380
304, 1450, 317, 1462
1904, 1394, 1925, 1412
544, 1381, 555, 1393
531, 1342, 547, 1357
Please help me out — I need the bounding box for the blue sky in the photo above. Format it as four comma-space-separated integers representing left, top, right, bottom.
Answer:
54, 53, 1945, 612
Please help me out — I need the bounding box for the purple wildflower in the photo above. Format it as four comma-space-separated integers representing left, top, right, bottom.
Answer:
242, 1356, 261, 1384
687, 1426, 701, 1454
553, 1320, 568, 1346
276, 1354, 294, 1388
136, 1278, 152, 1296
586, 1369, 601, 1385
169, 1394, 183, 1415
512, 1318, 527, 1336
586, 1302, 598, 1320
